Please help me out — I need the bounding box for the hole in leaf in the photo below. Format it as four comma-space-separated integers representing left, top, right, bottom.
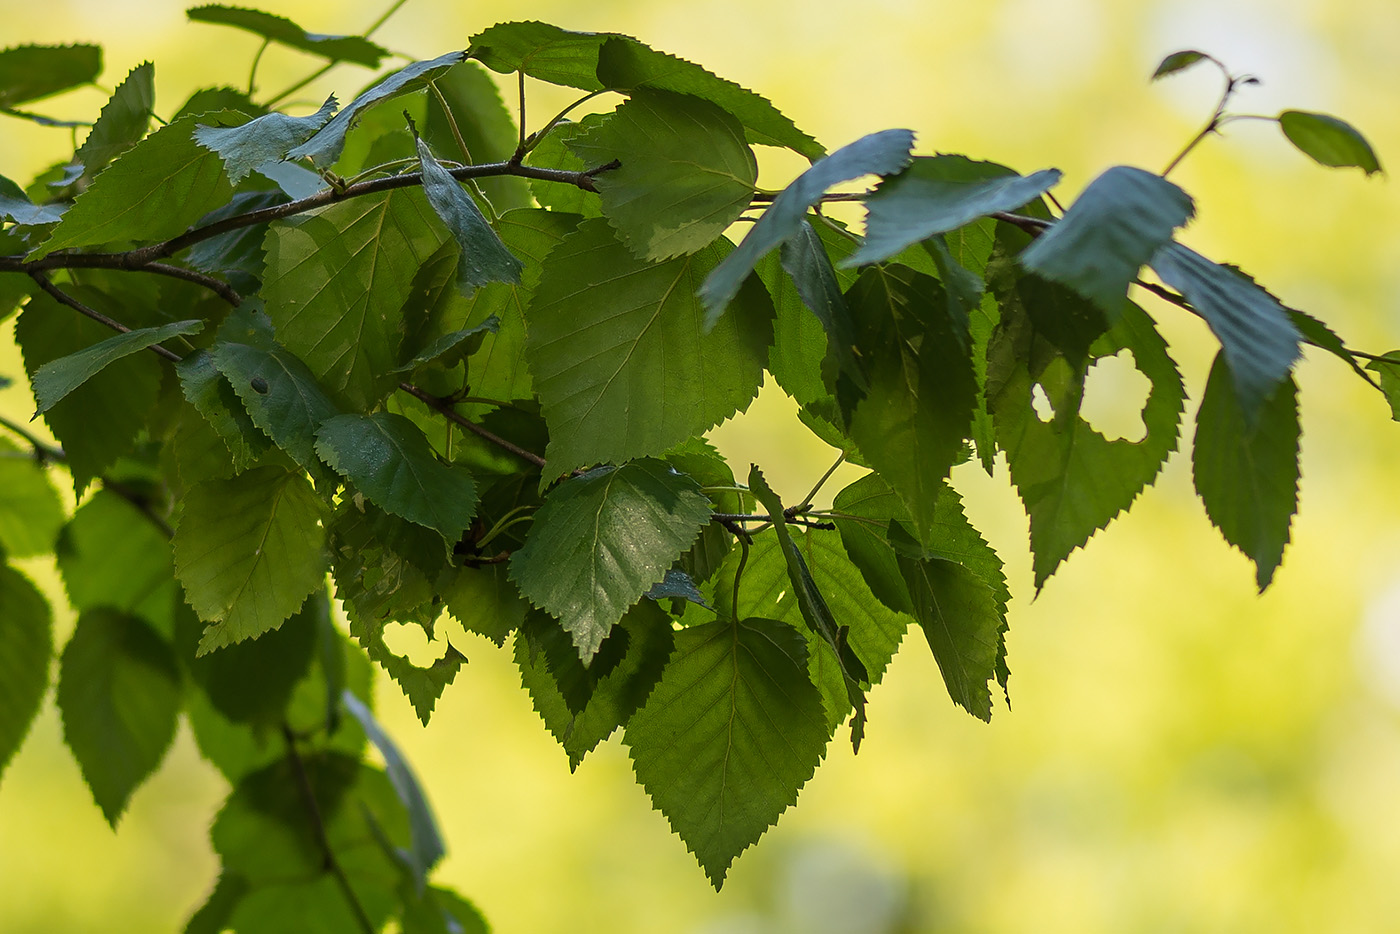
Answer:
1080, 350, 1150, 441
1030, 383, 1055, 422
383, 620, 449, 667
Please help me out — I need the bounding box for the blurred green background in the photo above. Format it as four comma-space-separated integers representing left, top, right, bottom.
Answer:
3, 0, 1400, 931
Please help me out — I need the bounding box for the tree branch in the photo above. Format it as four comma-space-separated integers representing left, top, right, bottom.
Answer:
29, 273, 184, 362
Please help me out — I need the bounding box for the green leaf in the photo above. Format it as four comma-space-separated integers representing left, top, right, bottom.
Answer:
1193, 353, 1300, 590
183, 873, 249, 934
187, 5, 389, 67
567, 88, 757, 260
393, 317, 498, 374
700, 129, 915, 322
1152, 50, 1208, 80
846, 156, 1061, 266
0, 44, 101, 107
415, 136, 522, 293
348, 609, 466, 726
57, 609, 180, 825
0, 563, 52, 782
990, 299, 1184, 588
262, 188, 447, 409
194, 95, 337, 183
16, 291, 161, 494
0, 436, 64, 558
526, 218, 772, 476
711, 530, 907, 734
315, 412, 478, 542
212, 755, 407, 931
29, 112, 239, 259
1021, 165, 1194, 317
417, 207, 579, 405
759, 218, 859, 408
56, 491, 176, 630
625, 615, 828, 888
174, 466, 328, 653
0, 174, 64, 225
32, 319, 203, 414
523, 116, 606, 216
517, 599, 674, 770
177, 86, 264, 119
443, 564, 527, 646
1288, 307, 1372, 383
510, 459, 712, 660
176, 591, 319, 726
74, 62, 155, 178
211, 310, 341, 483
399, 884, 490, 934
342, 690, 445, 886
1365, 353, 1400, 421
177, 348, 272, 473
468, 23, 822, 158
287, 51, 465, 167
748, 467, 869, 748
1279, 110, 1382, 176
1149, 243, 1301, 424
844, 265, 978, 539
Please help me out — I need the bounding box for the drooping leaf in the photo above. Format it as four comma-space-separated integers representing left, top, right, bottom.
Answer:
1287, 307, 1371, 383
187, 5, 389, 67
176, 591, 319, 727
526, 218, 772, 476
56, 491, 177, 631
32, 319, 203, 414
1020, 165, 1194, 318
0, 174, 65, 226
415, 136, 522, 293
28, 112, 240, 259
759, 217, 860, 407
1149, 242, 1301, 424
1279, 110, 1382, 176
1366, 353, 1400, 421
177, 348, 273, 473
57, 609, 180, 825
625, 615, 828, 888
567, 88, 757, 260
1192, 353, 1300, 590
510, 459, 712, 660
990, 299, 1184, 588
16, 290, 162, 494
0, 436, 64, 558
287, 51, 466, 167
847, 156, 1061, 266
700, 129, 915, 322
748, 467, 869, 748
194, 95, 337, 183
211, 309, 341, 483
0, 563, 52, 781
342, 690, 446, 888
1152, 50, 1209, 80
262, 188, 447, 409
844, 265, 978, 538
711, 530, 907, 734
0, 44, 101, 108
74, 62, 156, 178
173, 466, 327, 653
468, 23, 822, 158
315, 412, 479, 542
517, 599, 675, 771
778, 219, 861, 391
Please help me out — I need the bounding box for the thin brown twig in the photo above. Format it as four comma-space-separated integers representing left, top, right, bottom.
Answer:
398, 382, 546, 469
29, 273, 184, 362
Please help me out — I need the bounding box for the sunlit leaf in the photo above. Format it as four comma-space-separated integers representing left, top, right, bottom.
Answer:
187, 5, 388, 67
0, 44, 101, 108
194, 95, 337, 183
32, 319, 203, 414
1279, 110, 1382, 176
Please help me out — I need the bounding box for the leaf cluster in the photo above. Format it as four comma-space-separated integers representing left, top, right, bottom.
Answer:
0, 15, 1392, 929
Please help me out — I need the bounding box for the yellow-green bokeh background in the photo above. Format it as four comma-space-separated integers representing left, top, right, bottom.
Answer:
3, 0, 1400, 930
